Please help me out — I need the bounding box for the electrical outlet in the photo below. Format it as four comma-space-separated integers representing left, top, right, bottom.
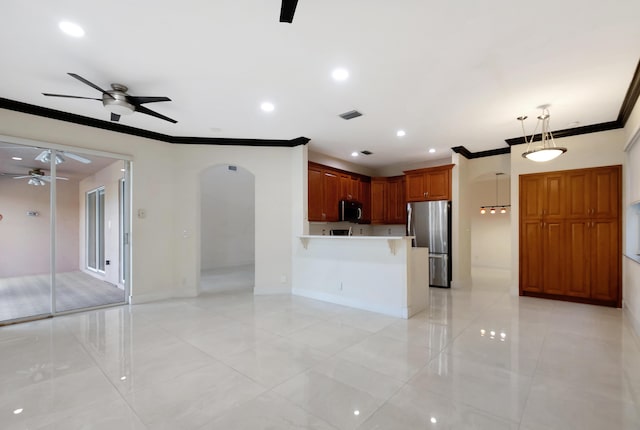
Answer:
280, 274, 287, 284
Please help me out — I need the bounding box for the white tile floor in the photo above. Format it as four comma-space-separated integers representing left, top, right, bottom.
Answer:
1, 272, 639, 429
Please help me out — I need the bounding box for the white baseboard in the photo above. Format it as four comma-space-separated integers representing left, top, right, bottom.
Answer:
292, 288, 406, 319
624, 303, 640, 343
129, 290, 173, 304
253, 287, 291, 295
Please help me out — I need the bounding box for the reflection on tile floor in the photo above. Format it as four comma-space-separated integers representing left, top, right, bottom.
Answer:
1, 272, 639, 429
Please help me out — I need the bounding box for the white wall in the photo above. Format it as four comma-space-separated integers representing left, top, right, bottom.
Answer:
468, 154, 512, 272
200, 165, 255, 271
0, 175, 79, 277
470, 176, 511, 270
509, 129, 627, 295
451, 153, 471, 287
172, 143, 303, 296
623, 96, 640, 337
0, 108, 305, 302
79, 160, 124, 286
308, 151, 376, 177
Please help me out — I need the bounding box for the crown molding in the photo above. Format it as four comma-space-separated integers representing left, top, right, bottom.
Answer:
452, 146, 510, 159
0, 98, 309, 147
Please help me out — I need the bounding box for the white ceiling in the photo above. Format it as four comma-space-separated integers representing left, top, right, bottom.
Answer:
1, 0, 639, 168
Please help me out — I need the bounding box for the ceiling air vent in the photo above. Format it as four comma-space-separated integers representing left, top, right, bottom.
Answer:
339, 110, 363, 120
360, 150, 373, 155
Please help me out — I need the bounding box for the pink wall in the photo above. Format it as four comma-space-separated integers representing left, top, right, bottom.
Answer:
0, 177, 79, 277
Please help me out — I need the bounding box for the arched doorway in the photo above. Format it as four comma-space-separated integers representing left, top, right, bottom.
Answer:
199, 164, 255, 294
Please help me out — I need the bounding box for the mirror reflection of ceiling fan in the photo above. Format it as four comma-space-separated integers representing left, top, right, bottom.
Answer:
13, 168, 69, 186
35, 149, 91, 165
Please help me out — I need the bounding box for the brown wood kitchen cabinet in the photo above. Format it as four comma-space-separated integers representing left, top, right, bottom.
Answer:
404, 164, 454, 202
371, 176, 405, 224
519, 165, 621, 307
308, 162, 371, 223
308, 163, 340, 222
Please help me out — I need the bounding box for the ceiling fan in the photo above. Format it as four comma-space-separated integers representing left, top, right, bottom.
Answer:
43, 73, 177, 124
35, 149, 91, 165
13, 168, 69, 186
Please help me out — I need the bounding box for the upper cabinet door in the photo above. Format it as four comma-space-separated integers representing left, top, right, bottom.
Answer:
308, 166, 324, 221
543, 173, 565, 220
324, 171, 340, 221
591, 166, 620, 219
405, 173, 427, 201
425, 169, 450, 201
519, 175, 545, 219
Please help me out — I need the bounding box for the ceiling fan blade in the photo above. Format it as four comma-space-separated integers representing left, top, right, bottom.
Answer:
35, 150, 49, 162
135, 105, 177, 123
13, 176, 31, 179
67, 73, 114, 99
111, 112, 121, 122
280, 0, 299, 23
128, 96, 171, 105
42, 93, 101, 100
63, 152, 91, 164
41, 176, 69, 181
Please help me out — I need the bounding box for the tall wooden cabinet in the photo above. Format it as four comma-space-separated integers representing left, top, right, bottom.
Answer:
519, 165, 621, 307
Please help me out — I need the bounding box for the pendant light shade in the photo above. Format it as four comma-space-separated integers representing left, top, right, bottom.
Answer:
520, 107, 567, 162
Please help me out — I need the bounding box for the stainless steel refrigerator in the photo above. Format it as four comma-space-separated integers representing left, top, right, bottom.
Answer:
407, 200, 451, 288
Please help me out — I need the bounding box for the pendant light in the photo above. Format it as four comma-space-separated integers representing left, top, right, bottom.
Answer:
520, 106, 567, 162
480, 173, 510, 214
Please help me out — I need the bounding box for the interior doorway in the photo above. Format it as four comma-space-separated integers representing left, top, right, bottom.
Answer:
200, 164, 255, 294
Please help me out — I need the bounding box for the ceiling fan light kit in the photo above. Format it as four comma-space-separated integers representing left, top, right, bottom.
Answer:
519, 107, 567, 162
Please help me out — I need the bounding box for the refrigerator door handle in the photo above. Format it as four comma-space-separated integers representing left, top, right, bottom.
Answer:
430, 254, 445, 259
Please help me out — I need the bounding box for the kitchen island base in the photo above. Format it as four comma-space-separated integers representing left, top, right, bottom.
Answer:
292, 236, 428, 319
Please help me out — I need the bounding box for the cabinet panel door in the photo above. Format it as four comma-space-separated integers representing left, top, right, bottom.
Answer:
426, 170, 450, 201
371, 180, 386, 224
542, 221, 565, 295
350, 177, 360, 202
359, 181, 371, 223
590, 219, 620, 302
566, 171, 590, 219
406, 173, 426, 202
520, 220, 544, 293
387, 178, 406, 224
308, 167, 324, 221
592, 166, 620, 219
520, 175, 544, 219
565, 220, 590, 298
544, 174, 565, 220
324, 171, 340, 221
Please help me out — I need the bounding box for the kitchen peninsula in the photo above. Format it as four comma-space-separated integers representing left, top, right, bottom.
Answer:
291, 235, 429, 318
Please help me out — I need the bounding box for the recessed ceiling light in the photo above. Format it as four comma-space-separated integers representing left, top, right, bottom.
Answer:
11, 156, 22, 161
120, 168, 125, 172
332, 68, 349, 81
59, 21, 85, 38
351, 152, 359, 157
396, 130, 406, 137
13, 408, 23, 415
429, 148, 436, 153
260, 102, 275, 112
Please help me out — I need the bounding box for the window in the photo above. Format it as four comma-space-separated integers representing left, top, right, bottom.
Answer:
86, 187, 105, 272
